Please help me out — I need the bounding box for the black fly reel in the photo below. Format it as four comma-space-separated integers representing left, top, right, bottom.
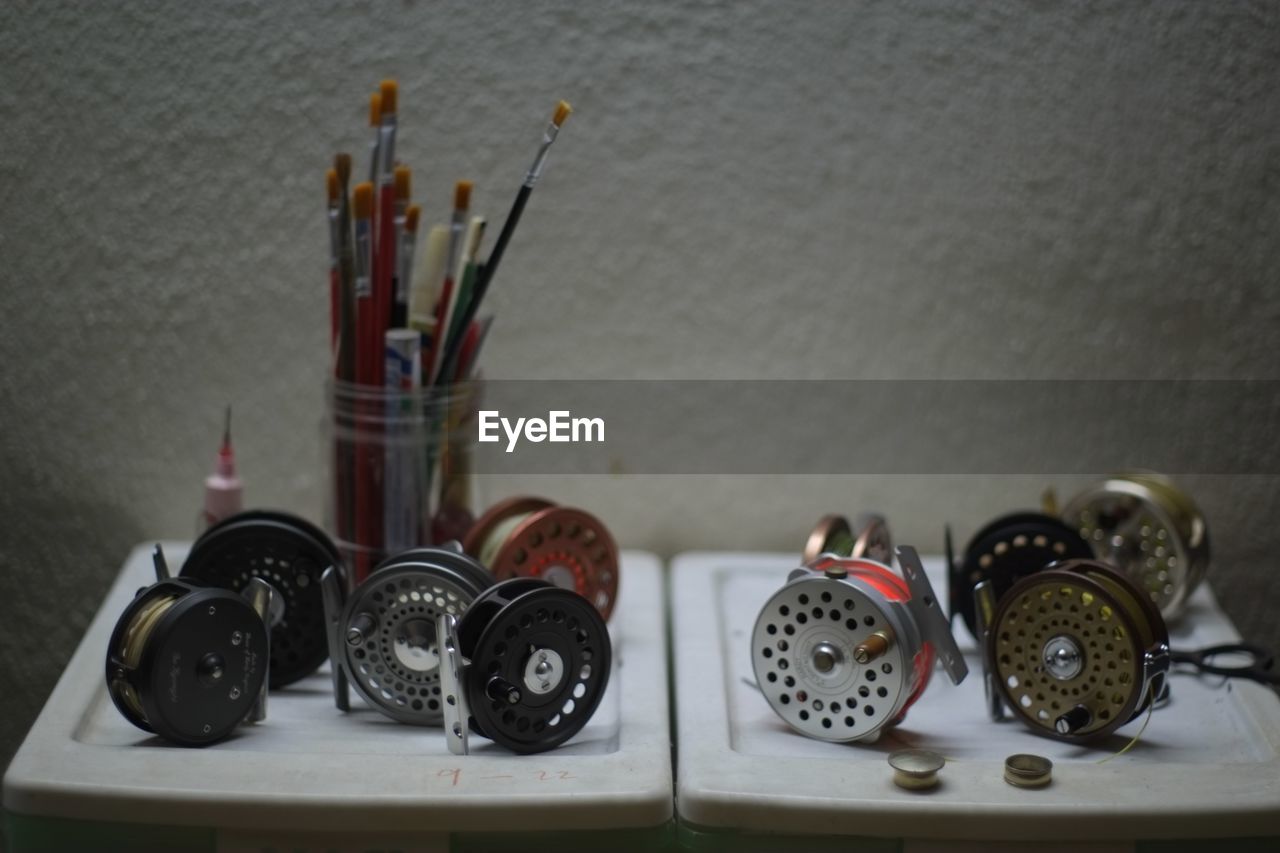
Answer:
180, 510, 344, 688
438, 578, 612, 754
106, 547, 274, 747
947, 512, 1095, 640
321, 544, 494, 725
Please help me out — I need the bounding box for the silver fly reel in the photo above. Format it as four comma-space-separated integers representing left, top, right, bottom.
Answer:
1061, 472, 1209, 620
321, 544, 494, 725
751, 546, 966, 743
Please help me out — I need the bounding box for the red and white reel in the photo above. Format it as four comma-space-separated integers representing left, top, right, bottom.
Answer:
463, 497, 619, 621
751, 546, 967, 743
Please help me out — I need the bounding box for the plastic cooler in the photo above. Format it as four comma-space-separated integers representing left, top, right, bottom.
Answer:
3, 544, 673, 852
670, 551, 1280, 851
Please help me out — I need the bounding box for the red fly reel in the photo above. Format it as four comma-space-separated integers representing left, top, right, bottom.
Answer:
463, 497, 619, 621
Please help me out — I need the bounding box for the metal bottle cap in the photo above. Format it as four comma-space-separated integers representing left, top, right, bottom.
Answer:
888, 749, 945, 790
1004, 753, 1053, 788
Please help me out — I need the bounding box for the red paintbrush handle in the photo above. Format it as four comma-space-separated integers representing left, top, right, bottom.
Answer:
374, 184, 396, 370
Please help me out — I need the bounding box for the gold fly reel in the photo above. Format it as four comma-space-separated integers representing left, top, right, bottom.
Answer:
1061, 472, 1208, 620
980, 559, 1169, 743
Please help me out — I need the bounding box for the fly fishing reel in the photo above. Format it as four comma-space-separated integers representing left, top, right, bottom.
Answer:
463, 497, 619, 621
947, 512, 1094, 640
180, 509, 344, 688
1061, 473, 1209, 620
751, 546, 967, 743
974, 559, 1169, 743
321, 544, 494, 724
802, 513, 893, 564
106, 547, 273, 747
438, 577, 612, 754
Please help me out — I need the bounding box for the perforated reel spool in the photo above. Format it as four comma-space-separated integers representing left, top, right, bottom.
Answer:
802, 513, 893, 565
105, 579, 269, 746
1061, 472, 1209, 620
335, 547, 493, 724
751, 553, 949, 743
453, 577, 611, 754
463, 496, 620, 621
181, 510, 343, 688
950, 512, 1095, 640
986, 559, 1169, 743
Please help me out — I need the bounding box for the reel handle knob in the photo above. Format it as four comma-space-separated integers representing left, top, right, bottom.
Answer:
1055, 704, 1093, 735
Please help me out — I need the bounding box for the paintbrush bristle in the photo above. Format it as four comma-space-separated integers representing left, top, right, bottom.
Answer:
369, 91, 382, 126
326, 168, 339, 206
379, 79, 397, 115
353, 182, 374, 219
454, 180, 473, 211
406, 204, 421, 233
552, 100, 572, 127
395, 166, 411, 200
334, 153, 352, 185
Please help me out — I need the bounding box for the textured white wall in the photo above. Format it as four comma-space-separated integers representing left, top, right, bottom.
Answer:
1, 1, 1278, 768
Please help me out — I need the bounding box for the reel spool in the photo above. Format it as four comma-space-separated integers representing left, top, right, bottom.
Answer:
106, 547, 273, 747
947, 512, 1094, 640
180, 509, 344, 688
750, 547, 967, 743
463, 497, 620, 621
438, 578, 612, 755
975, 559, 1169, 743
321, 544, 494, 725
1061, 473, 1209, 620
802, 513, 893, 564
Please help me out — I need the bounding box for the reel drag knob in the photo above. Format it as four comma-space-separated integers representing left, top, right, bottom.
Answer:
1061, 472, 1209, 620
105, 554, 271, 747
980, 559, 1170, 743
439, 578, 612, 755
802, 513, 893, 565
180, 509, 344, 688
463, 496, 620, 621
948, 512, 1094, 640
750, 547, 966, 743
322, 545, 494, 725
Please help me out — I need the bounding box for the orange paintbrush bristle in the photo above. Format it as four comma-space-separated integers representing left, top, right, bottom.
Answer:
353, 182, 374, 219
379, 79, 397, 116
454, 180, 473, 211
405, 204, 421, 233
394, 166, 411, 201
552, 100, 572, 127
326, 168, 339, 207
334, 152, 352, 186
369, 91, 382, 126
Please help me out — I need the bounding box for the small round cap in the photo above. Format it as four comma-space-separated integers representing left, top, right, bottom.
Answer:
1004, 753, 1053, 788
888, 749, 945, 790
